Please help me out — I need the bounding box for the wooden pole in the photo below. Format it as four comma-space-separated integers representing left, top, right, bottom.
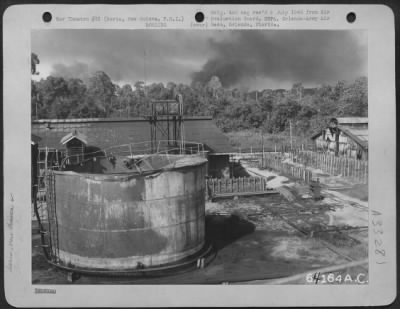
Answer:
262, 133, 264, 168
347, 158, 350, 177
289, 120, 293, 151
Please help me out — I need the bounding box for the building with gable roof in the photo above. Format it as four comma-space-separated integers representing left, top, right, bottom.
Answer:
311, 117, 368, 160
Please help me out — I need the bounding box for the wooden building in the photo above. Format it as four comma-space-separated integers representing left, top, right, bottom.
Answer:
311, 117, 368, 160
60, 130, 87, 165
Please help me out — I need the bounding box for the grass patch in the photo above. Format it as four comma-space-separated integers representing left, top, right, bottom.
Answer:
225, 130, 314, 152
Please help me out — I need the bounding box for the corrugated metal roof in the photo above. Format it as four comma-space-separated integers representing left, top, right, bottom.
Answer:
339, 126, 368, 149
32, 117, 234, 154
60, 130, 88, 145
310, 125, 368, 150
336, 117, 368, 125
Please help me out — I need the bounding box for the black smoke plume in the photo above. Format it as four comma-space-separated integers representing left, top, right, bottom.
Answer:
191, 30, 366, 87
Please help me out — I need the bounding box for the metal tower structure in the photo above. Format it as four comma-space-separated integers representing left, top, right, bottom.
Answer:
148, 94, 185, 154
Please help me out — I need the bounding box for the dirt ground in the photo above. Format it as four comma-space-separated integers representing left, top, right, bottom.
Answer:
32, 163, 368, 285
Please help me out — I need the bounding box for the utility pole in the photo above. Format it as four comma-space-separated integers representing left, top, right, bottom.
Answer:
261, 130, 264, 167
289, 120, 293, 151
143, 49, 147, 97
36, 93, 39, 119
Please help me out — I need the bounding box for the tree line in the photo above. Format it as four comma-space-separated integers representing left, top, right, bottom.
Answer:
31, 55, 367, 138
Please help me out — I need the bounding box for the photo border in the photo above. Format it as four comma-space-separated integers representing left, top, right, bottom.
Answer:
3, 4, 396, 307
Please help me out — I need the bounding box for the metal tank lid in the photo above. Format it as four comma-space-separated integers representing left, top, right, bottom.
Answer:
163, 154, 208, 170
55, 153, 208, 177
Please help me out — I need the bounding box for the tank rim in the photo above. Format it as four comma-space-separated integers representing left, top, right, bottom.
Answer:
52, 157, 208, 177
46, 243, 213, 277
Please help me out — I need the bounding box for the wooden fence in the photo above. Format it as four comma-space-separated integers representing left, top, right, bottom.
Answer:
206, 177, 274, 197
290, 151, 368, 183
262, 151, 368, 184
259, 155, 313, 184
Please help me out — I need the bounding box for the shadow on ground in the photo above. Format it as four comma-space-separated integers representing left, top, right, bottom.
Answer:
205, 213, 256, 251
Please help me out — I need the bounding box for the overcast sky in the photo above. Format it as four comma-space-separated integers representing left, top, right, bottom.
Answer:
32, 29, 367, 90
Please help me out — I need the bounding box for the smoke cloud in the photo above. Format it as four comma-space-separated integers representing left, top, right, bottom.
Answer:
191, 30, 367, 88
51, 62, 92, 83
32, 29, 367, 89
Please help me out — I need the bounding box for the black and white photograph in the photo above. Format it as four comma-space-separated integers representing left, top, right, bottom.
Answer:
2, 4, 396, 307
30, 28, 370, 284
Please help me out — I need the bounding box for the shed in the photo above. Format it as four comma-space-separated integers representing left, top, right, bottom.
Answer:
311, 117, 368, 160
60, 130, 88, 165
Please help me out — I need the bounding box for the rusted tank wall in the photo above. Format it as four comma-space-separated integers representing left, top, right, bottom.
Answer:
51, 159, 207, 270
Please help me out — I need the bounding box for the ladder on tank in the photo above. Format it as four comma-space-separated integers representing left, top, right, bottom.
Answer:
34, 147, 61, 262
36, 147, 59, 220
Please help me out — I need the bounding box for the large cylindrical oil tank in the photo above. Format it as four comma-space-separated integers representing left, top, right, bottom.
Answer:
48, 155, 207, 271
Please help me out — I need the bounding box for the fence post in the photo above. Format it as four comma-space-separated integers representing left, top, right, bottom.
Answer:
364, 161, 368, 184
363, 161, 366, 183
355, 160, 357, 181
355, 159, 358, 180
349, 159, 352, 179
334, 157, 337, 175
343, 158, 346, 177
361, 161, 364, 183
350, 159, 354, 179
